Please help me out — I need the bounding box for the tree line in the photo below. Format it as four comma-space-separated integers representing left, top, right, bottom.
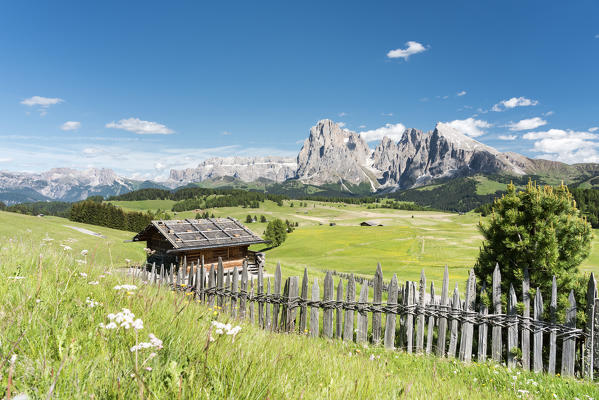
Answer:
69, 200, 168, 232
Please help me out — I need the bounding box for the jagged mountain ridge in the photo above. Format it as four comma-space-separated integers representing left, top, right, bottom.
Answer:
3, 119, 599, 204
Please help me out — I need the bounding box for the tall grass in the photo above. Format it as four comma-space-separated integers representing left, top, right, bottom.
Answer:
1, 237, 598, 399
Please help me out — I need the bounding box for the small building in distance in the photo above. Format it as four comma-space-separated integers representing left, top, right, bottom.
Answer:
133, 218, 267, 272
360, 220, 383, 226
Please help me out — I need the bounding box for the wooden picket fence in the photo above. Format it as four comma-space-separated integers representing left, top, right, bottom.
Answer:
132, 259, 599, 381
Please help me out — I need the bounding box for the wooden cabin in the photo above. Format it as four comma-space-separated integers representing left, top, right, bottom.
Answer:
360, 220, 383, 226
133, 218, 267, 272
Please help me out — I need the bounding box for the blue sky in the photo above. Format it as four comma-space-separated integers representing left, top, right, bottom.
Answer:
1, 1, 598, 179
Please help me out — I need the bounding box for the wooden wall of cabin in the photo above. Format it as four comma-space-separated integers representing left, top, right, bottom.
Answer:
176, 245, 249, 270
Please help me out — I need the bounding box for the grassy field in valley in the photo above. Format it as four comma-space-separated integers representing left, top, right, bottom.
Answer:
1, 230, 598, 399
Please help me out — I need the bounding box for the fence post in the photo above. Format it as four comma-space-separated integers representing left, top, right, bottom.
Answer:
522, 268, 531, 371
426, 282, 435, 354
372, 263, 383, 345
448, 284, 460, 358
507, 284, 518, 368
257, 263, 264, 328
249, 277, 255, 324
336, 279, 344, 338
416, 270, 426, 353
561, 290, 577, 377
459, 269, 476, 363
217, 258, 224, 308
239, 261, 247, 319
310, 278, 320, 338
231, 266, 239, 318
343, 275, 355, 342
548, 276, 557, 375
323, 271, 334, 338
384, 274, 398, 350
299, 268, 309, 334
533, 288, 544, 373
265, 278, 272, 331
436, 266, 449, 357
272, 262, 282, 331
279, 278, 289, 331
286, 276, 299, 332
405, 282, 414, 353
583, 273, 596, 379
357, 282, 369, 344
477, 283, 488, 363
491, 263, 502, 362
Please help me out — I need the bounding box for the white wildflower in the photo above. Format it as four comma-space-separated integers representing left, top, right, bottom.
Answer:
8, 276, 25, 280
130, 333, 162, 352
79, 272, 88, 278
76, 259, 86, 264
369, 354, 375, 361
81, 249, 88, 256
86, 297, 99, 308
114, 284, 137, 291
88, 281, 99, 285
62, 245, 72, 251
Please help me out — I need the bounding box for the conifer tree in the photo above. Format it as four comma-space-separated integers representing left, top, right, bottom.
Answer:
475, 182, 592, 321
264, 218, 287, 247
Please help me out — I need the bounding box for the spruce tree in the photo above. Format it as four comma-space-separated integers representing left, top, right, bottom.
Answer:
264, 218, 287, 247
475, 182, 592, 321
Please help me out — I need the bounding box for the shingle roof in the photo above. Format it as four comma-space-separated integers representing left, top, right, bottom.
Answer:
133, 218, 266, 252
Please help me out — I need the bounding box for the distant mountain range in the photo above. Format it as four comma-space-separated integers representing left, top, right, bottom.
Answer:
2, 119, 599, 204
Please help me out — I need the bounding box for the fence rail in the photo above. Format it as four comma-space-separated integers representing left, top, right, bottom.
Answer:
132, 258, 599, 380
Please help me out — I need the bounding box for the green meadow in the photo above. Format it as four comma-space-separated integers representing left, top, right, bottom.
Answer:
1, 232, 597, 399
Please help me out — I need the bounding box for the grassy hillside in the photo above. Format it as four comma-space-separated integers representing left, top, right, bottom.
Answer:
1, 237, 597, 399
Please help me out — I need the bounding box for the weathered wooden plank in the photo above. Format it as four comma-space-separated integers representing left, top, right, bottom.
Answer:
323, 271, 334, 338
343, 275, 356, 342
170, 264, 174, 287
310, 278, 320, 338
448, 284, 460, 358
533, 287, 544, 373
151, 262, 156, 285
548, 276, 557, 375
231, 266, 239, 318
594, 297, 599, 375
249, 277, 255, 324
397, 284, 405, 350
257, 263, 264, 329
357, 282, 369, 344
406, 282, 414, 353
522, 268, 530, 371
239, 261, 247, 319
459, 269, 476, 363
207, 265, 215, 306
265, 278, 271, 330
583, 273, 596, 379
279, 278, 289, 331
217, 258, 224, 308
336, 279, 343, 338
372, 263, 384, 345
424, 282, 435, 354
507, 284, 518, 368
477, 283, 488, 363
491, 263, 502, 363
384, 274, 398, 350
561, 290, 577, 377
224, 269, 231, 309
286, 276, 300, 332
272, 262, 282, 332
416, 270, 426, 353
175, 265, 180, 290
436, 265, 449, 357
159, 264, 164, 289
299, 268, 309, 334
188, 261, 194, 288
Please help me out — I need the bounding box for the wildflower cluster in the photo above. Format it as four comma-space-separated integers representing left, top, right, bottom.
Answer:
211, 321, 242, 341
99, 308, 143, 330
86, 297, 99, 308
114, 284, 138, 291
130, 333, 163, 352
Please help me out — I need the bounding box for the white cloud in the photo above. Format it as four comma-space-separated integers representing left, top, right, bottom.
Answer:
589, 127, 599, 133
498, 134, 517, 141
337, 122, 346, 128
543, 111, 554, 116
338, 112, 348, 117
21, 96, 64, 107
0, 157, 13, 163
523, 129, 599, 163
222, 131, 232, 136
387, 41, 428, 60
105, 118, 174, 135
507, 117, 547, 131
61, 121, 81, 131
358, 125, 367, 129
359, 122, 406, 142
457, 90, 467, 96
443, 118, 492, 137
381, 112, 393, 117
492, 96, 538, 112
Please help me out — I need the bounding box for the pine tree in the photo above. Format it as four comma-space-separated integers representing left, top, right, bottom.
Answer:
264, 218, 287, 247
475, 182, 593, 322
